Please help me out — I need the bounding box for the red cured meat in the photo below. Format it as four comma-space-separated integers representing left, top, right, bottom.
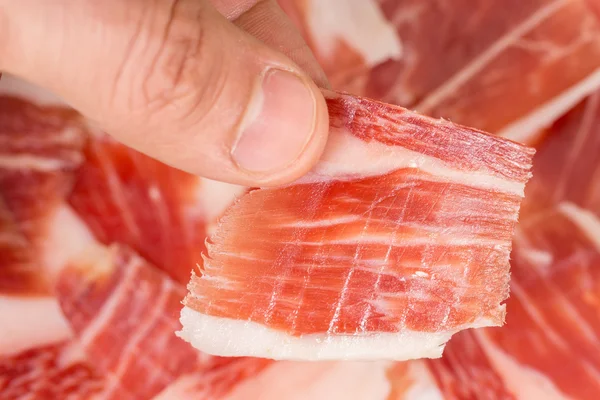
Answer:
5, 0, 600, 388
426, 331, 516, 400
488, 207, 600, 399
424, 91, 600, 399
68, 134, 208, 285
523, 91, 600, 215
0, 91, 266, 400
180, 91, 535, 361
0, 342, 104, 400
0, 96, 85, 295
56, 243, 199, 398
368, 0, 600, 135
0, 197, 41, 296
0, 94, 99, 400
280, 0, 600, 142
426, 206, 600, 399
55, 241, 271, 399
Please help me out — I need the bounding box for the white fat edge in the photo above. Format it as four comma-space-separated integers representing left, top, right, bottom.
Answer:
304, 0, 402, 65
499, 66, 600, 144
0, 295, 73, 356
177, 307, 496, 361
414, 0, 566, 114
477, 331, 570, 400
558, 202, 600, 251
295, 127, 525, 197
0, 154, 73, 171
0, 124, 82, 147
520, 248, 554, 269
56, 340, 89, 367
0, 74, 67, 105
224, 360, 393, 400
402, 360, 445, 400
41, 205, 109, 281
191, 178, 246, 236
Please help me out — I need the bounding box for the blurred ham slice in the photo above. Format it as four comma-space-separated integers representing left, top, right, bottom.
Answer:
51, 209, 271, 399
0, 95, 86, 357
279, 0, 600, 143
426, 204, 600, 400
0, 341, 105, 399
0, 87, 267, 399
0, 96, 85, 295
424, 90, 600, 400
179, 91, 535, 361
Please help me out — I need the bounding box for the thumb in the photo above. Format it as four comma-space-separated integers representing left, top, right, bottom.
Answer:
0, 0, 329, 186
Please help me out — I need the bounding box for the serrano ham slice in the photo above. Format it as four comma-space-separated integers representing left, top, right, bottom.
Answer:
0, 96, 85, 295
279, 0, 600, 143
0, 0, 597, 394
426, 205, 600, 400
0, 342, 104, 399
53, 215, 271, 399
67, 134, 209, 285
0, 95, 86, 358
0, 86, 268, 399
423, 90, 600, 400
178, 90, 535, 361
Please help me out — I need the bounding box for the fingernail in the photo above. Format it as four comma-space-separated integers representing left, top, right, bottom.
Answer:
232, 69, 317, 173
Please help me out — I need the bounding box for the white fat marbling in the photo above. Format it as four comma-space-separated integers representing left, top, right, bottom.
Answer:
402, 360, 445, 400
0, 296, 72, 356
192, 179, 246, 235
305, 0, 402, 65
559, 202, 600, 251
500, 67, 600, 144
42, 205, 102, 280
0, 154, 73, 171
478, 331, 570, 400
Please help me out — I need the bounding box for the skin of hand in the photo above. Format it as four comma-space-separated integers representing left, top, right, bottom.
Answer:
0, 0, 330, 186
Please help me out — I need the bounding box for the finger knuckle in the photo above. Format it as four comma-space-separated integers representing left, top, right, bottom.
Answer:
114, 0, 225, 127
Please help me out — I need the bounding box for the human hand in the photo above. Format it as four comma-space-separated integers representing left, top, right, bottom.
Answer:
0, 0, 330, 186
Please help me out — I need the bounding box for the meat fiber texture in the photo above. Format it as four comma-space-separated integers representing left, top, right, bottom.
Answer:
422, 89, 600, 400
0, 77, 269, 399
3, 0, 600, 396
178, 90, 535, 362
273, 0, 600, 397
278, 0, 600, 144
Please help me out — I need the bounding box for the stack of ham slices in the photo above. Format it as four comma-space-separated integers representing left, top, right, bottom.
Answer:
2, 0, 600, 398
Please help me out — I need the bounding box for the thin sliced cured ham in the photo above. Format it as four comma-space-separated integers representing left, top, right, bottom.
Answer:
0, 95, 85, 356
52, 214, 271, 399
0, 342, 104, 399
422, 90, 600, 400
3, 0, 600, 389
523, 91, 600, 214
0, 96, 85, 295
179, 90, 535, 361
280, 0, 600, 142
0, 86, 268, 399
426, 205, 600, 399
67, 134, 207, 285
67, 131, 246, 285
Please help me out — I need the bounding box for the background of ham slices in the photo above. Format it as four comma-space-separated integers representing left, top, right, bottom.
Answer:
1, 0, 600, 398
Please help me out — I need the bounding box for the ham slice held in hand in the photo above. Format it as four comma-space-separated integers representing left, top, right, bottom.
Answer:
178, 90, 536, 361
